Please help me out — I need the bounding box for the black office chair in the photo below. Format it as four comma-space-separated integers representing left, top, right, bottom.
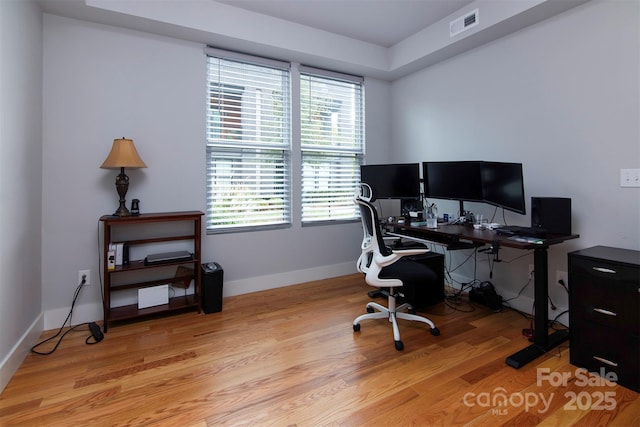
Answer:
353, 184, 440, 351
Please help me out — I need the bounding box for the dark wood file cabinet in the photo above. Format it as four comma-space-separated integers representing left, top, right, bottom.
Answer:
568, 246, 639, 392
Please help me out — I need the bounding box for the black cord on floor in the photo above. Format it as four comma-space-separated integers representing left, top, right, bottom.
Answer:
30, 277, 98, 355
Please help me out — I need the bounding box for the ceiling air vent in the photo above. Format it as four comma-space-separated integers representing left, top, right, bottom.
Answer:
450, 9, 479, 37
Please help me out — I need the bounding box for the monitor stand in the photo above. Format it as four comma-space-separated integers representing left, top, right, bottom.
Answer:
458, 200, 473, 223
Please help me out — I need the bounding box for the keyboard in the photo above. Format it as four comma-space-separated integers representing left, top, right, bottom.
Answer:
495, 225, 547, 238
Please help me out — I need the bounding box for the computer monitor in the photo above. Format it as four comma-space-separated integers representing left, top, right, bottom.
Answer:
481, 162, 526, 214
360, 163, 420, 201
422, 161, 483, 203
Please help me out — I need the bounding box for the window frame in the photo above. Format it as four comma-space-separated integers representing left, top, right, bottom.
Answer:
204, 48, 365, 233
205, 48, 292, 234
299, 66, 365, 226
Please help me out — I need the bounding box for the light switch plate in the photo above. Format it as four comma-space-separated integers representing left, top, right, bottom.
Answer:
620, 168, 640, 187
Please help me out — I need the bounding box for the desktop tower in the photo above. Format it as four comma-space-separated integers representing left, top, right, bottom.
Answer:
201, 262, 224, 313
401, 252, 445, 311
531, 197, 572, 235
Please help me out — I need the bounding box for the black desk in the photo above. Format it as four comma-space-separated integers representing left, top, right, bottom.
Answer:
388, 221, 579, 369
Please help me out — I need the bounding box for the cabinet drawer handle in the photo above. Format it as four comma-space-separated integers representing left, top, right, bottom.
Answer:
592, 267, 616, 274
593, 308, 617, 317
593, 356, 618, 367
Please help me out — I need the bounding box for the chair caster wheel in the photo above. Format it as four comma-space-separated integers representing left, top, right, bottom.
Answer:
394, 340, 404, 351
353, 324, 361, 332
366, 306, 374, 313
430, 327, 440, 336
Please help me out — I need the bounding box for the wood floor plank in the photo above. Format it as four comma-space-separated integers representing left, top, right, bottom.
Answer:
0, 273, 637, 426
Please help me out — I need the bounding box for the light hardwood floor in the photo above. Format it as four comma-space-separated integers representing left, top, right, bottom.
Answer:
1, 274, 638, 426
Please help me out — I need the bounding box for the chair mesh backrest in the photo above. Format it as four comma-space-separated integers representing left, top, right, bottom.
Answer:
356, 197, 392, 257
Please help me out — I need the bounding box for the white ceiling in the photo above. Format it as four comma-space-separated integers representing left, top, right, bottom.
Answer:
215, 0, 475, 47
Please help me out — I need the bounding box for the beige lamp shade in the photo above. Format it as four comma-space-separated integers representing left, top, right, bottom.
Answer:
100, 138, 147, 169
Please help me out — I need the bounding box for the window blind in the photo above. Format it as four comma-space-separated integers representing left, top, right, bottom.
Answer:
300, 71, 365, 224
206, 55, 291, 232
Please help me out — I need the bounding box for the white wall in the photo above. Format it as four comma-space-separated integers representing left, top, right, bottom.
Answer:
42, 15, 208, 325
0, 0, 43, 393
390, 0, 640, 319
41, 14, 392, 327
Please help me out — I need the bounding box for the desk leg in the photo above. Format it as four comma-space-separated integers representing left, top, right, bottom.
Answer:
505, 247, 569, 369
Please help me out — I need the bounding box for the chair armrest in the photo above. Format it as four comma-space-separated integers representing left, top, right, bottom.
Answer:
392, 248, 430, 257
374, 247, 429, 268
363, 249, 431, 289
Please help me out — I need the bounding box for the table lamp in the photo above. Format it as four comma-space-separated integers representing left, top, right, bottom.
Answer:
100, 137, 147, 216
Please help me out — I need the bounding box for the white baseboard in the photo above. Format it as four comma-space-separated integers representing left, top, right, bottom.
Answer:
0, 313, 43, 394
223, 261, 357, 297
44, 301, 104, 331
499, 290, 569, 328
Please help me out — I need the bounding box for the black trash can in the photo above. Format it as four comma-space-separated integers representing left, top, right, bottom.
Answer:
201, 262, 223, 313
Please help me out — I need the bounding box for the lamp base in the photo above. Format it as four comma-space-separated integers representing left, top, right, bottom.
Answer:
114, 205, 131, 217
114, 167, 131, 217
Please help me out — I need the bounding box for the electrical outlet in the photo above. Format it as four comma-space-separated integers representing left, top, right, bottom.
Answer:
556, 270, 567, 288
79, 269, 91, 286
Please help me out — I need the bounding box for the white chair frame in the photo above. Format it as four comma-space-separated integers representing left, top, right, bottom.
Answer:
353, 184, 440, 351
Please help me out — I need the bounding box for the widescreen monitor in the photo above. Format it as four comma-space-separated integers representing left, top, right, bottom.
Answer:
422, 161, 483, 202
360, 163, 420, 201
481, 162, 526, 214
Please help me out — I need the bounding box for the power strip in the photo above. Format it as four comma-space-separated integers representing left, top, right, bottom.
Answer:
88, 322, 104, 342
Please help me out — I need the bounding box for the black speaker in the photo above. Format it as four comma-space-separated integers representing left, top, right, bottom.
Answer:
201, 262, 223, 313
531, 197, 572, 235
401, 252, 445, 310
